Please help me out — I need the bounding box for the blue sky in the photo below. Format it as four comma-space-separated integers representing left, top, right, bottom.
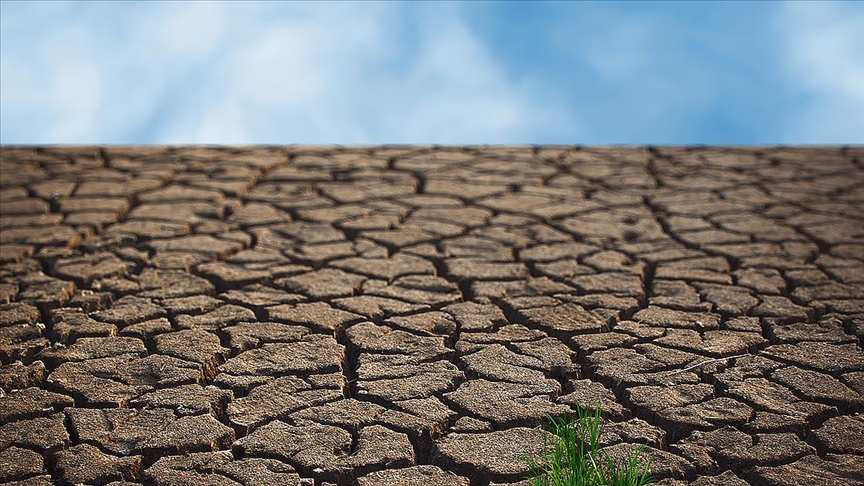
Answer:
1, 1, 862, 145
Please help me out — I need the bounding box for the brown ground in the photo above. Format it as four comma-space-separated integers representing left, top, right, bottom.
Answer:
0, 146, 863, 486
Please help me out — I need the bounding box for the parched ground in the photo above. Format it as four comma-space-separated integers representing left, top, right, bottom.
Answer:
0, 145, 863, 486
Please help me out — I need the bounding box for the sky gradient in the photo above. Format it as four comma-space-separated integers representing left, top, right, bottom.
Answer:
1, 1, 862, 145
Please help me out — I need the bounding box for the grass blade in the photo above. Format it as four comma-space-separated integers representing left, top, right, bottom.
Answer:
522, 407, 655, 486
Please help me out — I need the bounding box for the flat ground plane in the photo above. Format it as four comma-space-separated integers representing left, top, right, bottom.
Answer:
0, 146, 862, 485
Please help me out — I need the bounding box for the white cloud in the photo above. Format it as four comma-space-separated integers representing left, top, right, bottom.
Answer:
378, 11, 556, 143
0, 2, 571, 144
775, 1, 864, 143
1, 8, 105, 142
3, 1, 860, 145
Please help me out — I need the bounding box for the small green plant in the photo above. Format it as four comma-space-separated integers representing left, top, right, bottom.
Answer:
524, 408, 654, 486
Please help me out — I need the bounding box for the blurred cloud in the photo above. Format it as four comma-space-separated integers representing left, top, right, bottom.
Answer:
0, 1, 567, 144
0, 1, 861, 144
774, 1, 864, 144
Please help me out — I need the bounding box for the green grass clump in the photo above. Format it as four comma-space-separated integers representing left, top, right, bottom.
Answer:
524, 408, 654, 486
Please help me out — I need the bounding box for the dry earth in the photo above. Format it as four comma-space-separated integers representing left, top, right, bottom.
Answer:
0, 145, 863, 486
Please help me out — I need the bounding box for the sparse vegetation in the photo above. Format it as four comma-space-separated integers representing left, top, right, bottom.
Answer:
524, 408, 654, 486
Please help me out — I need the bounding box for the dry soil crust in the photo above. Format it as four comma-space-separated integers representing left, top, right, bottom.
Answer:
0, 145, 863, 486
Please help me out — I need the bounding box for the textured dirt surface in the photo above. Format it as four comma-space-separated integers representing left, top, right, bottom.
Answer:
1, 145, 863, 486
